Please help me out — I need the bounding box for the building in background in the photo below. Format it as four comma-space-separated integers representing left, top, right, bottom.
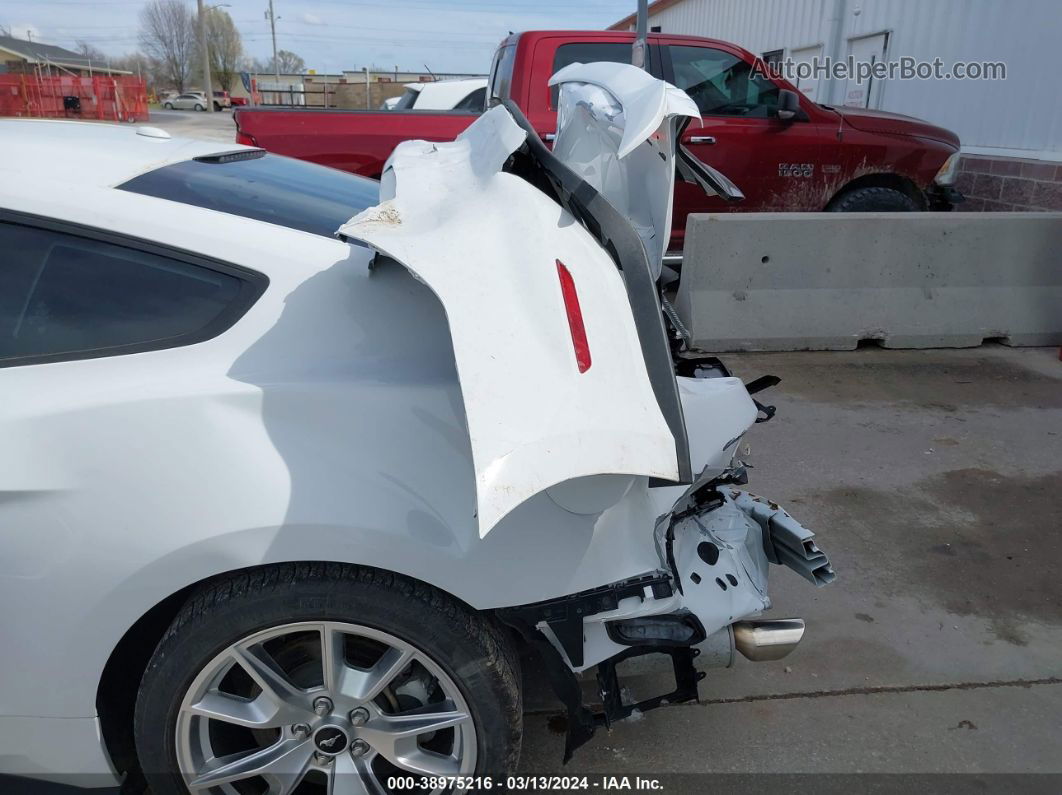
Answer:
0, 35, 131, 77
611, 0, 1062, 211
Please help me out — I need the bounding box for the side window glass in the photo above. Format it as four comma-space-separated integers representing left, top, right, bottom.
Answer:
454, 86, 486, 112
670, 45, 780, 117
0, 221, 246, 365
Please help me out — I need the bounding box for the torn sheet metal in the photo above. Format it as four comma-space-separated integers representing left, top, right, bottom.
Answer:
548, 62, 698, 274
732, 490, 837, 586
338, 106, 679, 537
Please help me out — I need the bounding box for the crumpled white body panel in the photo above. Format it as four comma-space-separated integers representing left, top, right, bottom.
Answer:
338, 106, 679, 536
549, 62, 699, 271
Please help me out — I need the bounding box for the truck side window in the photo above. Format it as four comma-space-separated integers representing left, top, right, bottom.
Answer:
549, 42, 639, 108
669, 45, 779, 118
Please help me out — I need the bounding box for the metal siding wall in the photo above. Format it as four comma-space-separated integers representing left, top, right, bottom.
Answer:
648, 0, 1061, 158
652, 0, 826, 54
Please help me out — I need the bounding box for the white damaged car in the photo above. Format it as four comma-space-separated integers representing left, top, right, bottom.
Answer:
0, 63, 832, 793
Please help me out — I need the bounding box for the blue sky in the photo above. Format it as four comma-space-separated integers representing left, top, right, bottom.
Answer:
2, 0, 636, 74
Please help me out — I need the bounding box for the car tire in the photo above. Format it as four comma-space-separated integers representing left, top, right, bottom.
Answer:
163, 102, 173, 109
213, 102, 222, 111
828, 185, 922, 211
134, 563, 522, 794
194, 103, 204, 111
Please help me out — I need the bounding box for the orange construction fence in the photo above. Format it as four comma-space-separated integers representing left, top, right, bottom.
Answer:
0, 74, 149, 123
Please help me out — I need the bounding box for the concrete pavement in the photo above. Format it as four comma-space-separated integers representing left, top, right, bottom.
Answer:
520, 345, 1062, 782
144, 107, 238, 143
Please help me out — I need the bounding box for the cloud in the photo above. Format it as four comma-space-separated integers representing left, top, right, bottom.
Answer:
299, 13, 324, 26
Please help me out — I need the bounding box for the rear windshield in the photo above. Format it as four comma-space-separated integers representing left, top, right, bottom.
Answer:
392, 87, 420, 110
119, 152, 380, 239
550, 42, 643, 108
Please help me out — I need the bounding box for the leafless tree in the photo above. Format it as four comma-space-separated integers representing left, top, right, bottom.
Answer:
75, 40, 108, 65
244, 49, 305, 77
275, 49, 305, 74
200, 7, 242, 91
75, 41, 106, 60
113, 51, 162, 88
139, 0, 196, 92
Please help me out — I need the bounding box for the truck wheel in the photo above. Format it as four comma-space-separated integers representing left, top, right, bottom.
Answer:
828, 186, 921, 211
134, 563, 522, 794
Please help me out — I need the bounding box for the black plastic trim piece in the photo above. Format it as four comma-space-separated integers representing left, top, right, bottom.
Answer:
744, 374, 781, 395
674, 353, 732, 379
595, 646, 704, 728
0, 210, 268, 369
496, 613, 596, 764
605, 613, 706, 648
498, 572, 674, 669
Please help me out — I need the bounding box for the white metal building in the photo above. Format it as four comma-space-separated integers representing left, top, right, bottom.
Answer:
611, 0, 1062, 168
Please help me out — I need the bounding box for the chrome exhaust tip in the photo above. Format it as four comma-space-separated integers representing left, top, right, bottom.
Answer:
732, 618, 805, 662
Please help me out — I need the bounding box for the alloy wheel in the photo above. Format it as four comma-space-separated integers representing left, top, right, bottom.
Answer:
175, 621, 477, 794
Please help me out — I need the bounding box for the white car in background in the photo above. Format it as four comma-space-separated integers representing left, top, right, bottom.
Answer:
0, 63, 831, 794
162, 92, 209, 111
385, 77, 487, 111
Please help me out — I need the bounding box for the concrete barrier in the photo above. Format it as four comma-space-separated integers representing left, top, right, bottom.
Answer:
675, 212, 1062, 351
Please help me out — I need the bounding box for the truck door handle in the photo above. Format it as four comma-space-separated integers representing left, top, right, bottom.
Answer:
541, 133, 556, 142
687, 135, 716, 145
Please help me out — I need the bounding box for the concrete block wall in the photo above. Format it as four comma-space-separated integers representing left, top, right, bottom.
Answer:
956, 156, 1062, 212
675, 212, 1062, 352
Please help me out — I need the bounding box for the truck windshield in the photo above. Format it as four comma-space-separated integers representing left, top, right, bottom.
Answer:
118, 152, 380, 239
488, 44, 517, 104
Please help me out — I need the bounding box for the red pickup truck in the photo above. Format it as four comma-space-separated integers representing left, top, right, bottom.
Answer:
234, 30, 962, 250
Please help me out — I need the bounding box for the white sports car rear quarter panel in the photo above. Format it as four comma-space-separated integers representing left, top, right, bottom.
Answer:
340, 107, 681, 536
0, 164, 669, 720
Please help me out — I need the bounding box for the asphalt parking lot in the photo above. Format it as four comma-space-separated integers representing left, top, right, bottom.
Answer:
146, 107, 238, 143
519, 344, 1061, 782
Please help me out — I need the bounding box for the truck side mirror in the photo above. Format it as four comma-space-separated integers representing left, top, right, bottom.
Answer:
776, 89, 801, 121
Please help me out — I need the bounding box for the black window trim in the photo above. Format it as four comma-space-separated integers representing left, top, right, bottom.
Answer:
0, 208, 269, 369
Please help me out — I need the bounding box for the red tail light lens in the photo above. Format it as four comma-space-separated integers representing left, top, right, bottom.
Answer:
556, 259, 592, 373
235, 130, 258, 147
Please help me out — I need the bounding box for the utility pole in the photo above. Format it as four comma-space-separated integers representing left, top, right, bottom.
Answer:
632, 0, 648, 70
267, 0, 280, 86
197, 0, 214, 111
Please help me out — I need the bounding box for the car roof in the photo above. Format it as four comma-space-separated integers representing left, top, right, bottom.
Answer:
0, 119, 363, 290
0, 119, 251, 190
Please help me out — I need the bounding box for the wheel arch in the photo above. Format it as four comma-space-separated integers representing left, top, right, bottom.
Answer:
825, 172, 927, 210
95, 560, 486, 781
